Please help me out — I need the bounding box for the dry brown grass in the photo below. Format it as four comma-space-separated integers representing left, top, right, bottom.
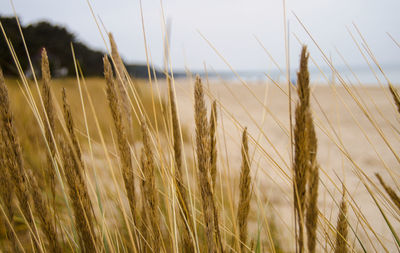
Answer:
61, 88, 98, 252
41, 48, 57, 203
237, 127, 251, 253
104, 55, 138, 230
209, 100, 218, 191
0, 26, 398, 253
334, 187, 348, 253
389, 83, 400, 115
0, 68, 40, 251
167, 75, 195, 252
376, 173, 400, 211
109, 33, 132, 131
140, 118, 161, 252
194, 75, 220, 253
29, 169, 61, 252
293, 46, 311, 253
0, 128, 20, 252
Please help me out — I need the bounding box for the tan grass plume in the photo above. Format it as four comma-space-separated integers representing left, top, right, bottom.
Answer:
0, 128, 20, 252
376, 173, 400, 210
61, 89, 97, 252
41, 48, 57, 202
237, 127, 251, 252
104, 56, 138, 228
167, 75, 194, 251
293, 45, 311, 253
334, 186, 348, 253
389, 83, 400, 115
109, 33, 132, 129
209, 100, 218, 190
0, 68, 39, 250
305, 111, 319, 253
194, 75, 223, 253
140, 118, 161, 252
28, 169, 61, 253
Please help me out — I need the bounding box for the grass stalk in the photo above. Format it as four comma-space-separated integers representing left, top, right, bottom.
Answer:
237, 127, 251, 252
61, 89, 97, 252
293, 46, 311, 253
0, 128, 20, 252
41, 48, 57, 203
375, 173, 400, 211
104, 55, 138, 230
334, 186, 348, 253
305, 94, 319, 253
167, 75, 195, 251
194, 76, 223, 253
0, 68, 40, 250
28, 170, 61, 252
140, 118, 161, 252
209, 100, 218, 190
109, 33, 132, 130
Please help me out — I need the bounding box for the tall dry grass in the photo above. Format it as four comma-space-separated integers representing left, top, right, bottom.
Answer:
0, 14, 399, 253
167, 75, 195, 252
334, 186, 348, 253
237, 127, 251, 253
0, 67, 40, 251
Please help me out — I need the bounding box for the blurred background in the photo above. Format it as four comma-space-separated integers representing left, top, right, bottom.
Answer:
1, 0, 400, 83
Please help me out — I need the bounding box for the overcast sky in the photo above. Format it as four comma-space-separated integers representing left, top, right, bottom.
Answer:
2, 0, 400, 72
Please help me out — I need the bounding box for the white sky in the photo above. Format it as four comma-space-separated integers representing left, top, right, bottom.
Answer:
2, 0, 400, 72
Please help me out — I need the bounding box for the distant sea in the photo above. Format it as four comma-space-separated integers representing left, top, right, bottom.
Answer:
195, 64, 400, 86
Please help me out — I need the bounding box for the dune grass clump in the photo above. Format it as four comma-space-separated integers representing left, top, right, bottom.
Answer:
292, 46, 320, 253
0, 127, 20, 252
41, 48, 57, 204
61, 88, 98, 252
167, 75, 195, 252
334, 186, 348, 253
104, 55, 138, 224
236, 127, 251, 252
209, 100, 218, 191
140, 118, 161, 252
28, 169, 61, 253
194, 75, 223, 252
0, 68, 40, 251
0, 16, 399, 252
375, 173, 400, 211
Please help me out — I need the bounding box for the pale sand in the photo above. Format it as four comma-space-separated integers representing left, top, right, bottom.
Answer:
168, 79, 400, 252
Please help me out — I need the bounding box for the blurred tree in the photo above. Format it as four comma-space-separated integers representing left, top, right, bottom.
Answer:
0, 16, 103, 77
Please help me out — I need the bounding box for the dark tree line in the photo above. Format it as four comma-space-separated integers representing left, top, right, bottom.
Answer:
0, 16, 104, 77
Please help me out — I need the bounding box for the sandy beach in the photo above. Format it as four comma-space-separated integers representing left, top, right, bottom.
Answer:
168, 79, 400, 252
